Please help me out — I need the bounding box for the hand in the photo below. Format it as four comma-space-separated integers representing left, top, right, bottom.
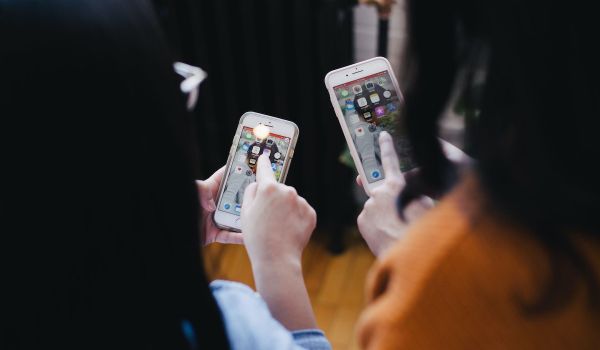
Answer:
241, 155, 318, 330
357, 132, 434, 257
196, 167, 244, 245
241, 155, 316, 268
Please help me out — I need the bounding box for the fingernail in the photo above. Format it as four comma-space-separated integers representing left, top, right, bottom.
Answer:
380, 131, 389, 139
209, 199, 216, 211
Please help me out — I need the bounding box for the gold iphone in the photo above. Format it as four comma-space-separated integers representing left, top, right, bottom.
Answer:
213, 112, 299, 232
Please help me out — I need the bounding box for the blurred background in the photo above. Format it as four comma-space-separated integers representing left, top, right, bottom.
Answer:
154, 0, 358, 248
152, 1, 464, 348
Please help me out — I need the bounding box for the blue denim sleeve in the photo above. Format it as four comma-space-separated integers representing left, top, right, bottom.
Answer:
210, 280, 332, 350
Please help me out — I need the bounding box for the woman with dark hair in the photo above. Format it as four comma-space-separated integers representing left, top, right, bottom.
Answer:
0, 1, 329, 349
353, 0, 600, 348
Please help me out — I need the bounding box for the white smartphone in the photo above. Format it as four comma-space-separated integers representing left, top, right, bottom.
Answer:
324, 57, 415, 195
213, 112, 299, 232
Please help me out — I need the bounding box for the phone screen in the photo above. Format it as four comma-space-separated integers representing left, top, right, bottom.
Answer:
218, 126, 291, 216
333, 70, 415, 183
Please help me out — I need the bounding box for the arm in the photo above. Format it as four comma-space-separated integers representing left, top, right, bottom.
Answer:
355, 204, 532, 350
242, 155, 318, 330
212, 280, 330, 350
356, 195, 471, 349
356, 133, 470, 257
251, 259, 317, 330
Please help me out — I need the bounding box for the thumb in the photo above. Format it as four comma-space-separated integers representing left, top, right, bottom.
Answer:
196, 180, 217, 211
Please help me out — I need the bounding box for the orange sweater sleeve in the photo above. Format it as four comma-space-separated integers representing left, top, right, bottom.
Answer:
356, 193, 479, 349
355, 187, 600, 349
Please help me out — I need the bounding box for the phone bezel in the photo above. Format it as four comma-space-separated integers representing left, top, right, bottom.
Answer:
213, 111, 299, 232
324, 57, 402, 196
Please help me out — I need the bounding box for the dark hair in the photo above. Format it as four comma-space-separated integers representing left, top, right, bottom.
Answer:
0, 1, 229, 348
399, 0, 600, 312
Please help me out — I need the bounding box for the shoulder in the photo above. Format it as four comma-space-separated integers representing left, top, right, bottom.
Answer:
356, 176, 597, 349
211, 280, 331, 350
367, 175, 539, 301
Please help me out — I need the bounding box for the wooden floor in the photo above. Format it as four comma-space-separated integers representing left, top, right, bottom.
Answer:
203, 229, 375, 350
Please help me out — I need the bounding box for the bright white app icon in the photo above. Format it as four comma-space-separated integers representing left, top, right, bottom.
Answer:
370, 93, 380, 103
251, 146, 260, 154
357, 97, 367, 107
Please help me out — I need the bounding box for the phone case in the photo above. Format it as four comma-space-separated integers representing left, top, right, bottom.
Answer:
213, 112, 299, 232
324, 57, 401, 195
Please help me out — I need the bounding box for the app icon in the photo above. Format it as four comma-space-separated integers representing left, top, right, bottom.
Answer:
284, 138, 290, 143
355, 127, 365, 137
371, 170, 381, 179
369, 93, 380, 103
266, 139, 274, 146
249, 158, 257, 165
375, 106, 386, 117
246, 169, 253, 176
262, 149, 271, 156
242, 143, 250, 151
251, 146, 261, 154
357, 97, 368, 107
235, 204, 242, 213
245, 132, 253, 139
223, 203, 231, 210
348, 114, 360, 124
274, 152, 281, 159
383, 90, 392, 98
340, 89, 349, 97
352, 85, 362, 94
365, 81, 375, 90
234, 166, 243, 174
377, 77, 387, 85
368, 124, 377, 132
386, 102, 397, 112
271, 163, 278, 171
345, 99, 355, 111
363, 112, 372, 121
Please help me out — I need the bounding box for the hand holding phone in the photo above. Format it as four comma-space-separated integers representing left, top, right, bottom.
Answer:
213, 112, 299, 232
196, 167, 244, 245
356, 132, 434, 256
325, 57, 415, 195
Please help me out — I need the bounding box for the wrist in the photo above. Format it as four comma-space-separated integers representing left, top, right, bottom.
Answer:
249, 255, 316, 331
250, 253, 303, 278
